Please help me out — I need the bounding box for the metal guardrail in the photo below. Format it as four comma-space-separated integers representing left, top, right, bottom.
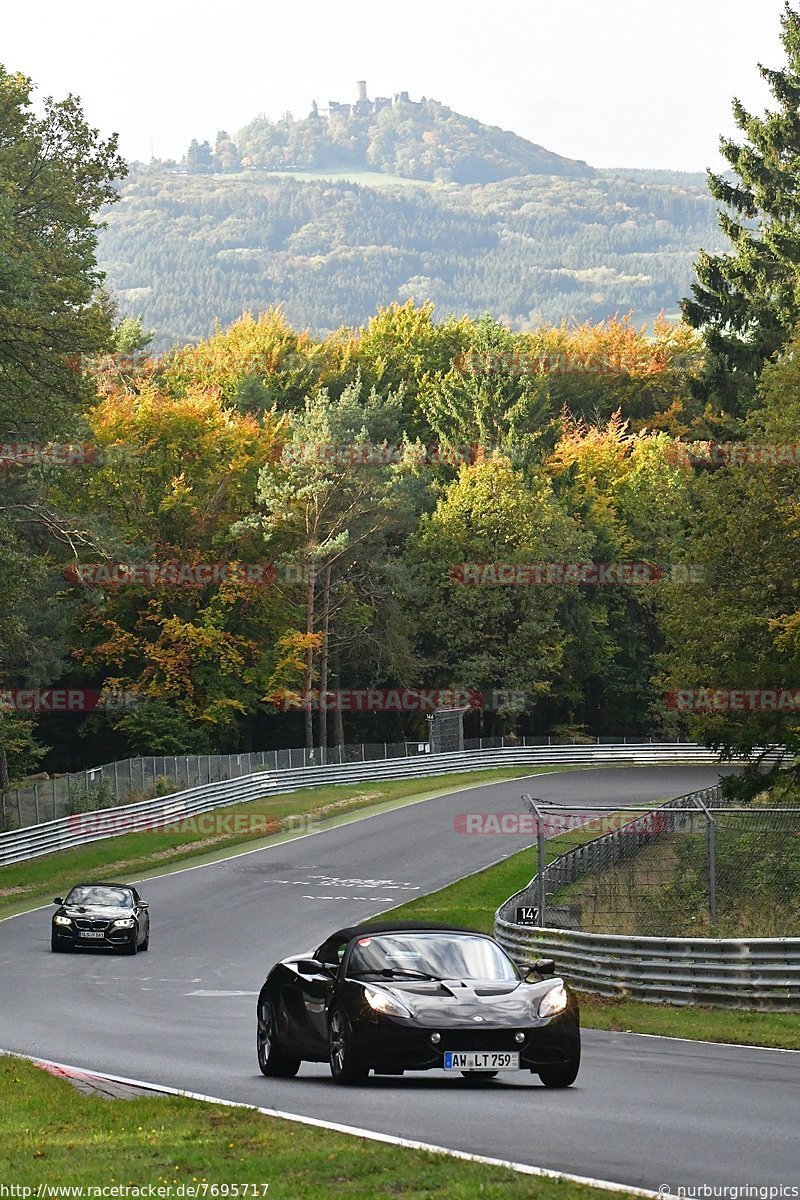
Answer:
494, 784, 800, 1011
3, 734, 702, 831
0, 742, 725, 867
495, 924, 800, 1010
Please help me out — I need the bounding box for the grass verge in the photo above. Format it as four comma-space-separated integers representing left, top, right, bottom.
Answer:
0, 766, 569, 922
1, 1055, 639, 1197
376, 834, 800, 1051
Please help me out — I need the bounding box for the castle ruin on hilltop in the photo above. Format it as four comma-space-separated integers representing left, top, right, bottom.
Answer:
309, 81, 423, 120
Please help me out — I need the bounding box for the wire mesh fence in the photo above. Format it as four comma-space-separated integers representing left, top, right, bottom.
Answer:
1, 733, 675, 831
0, 742, 426, 831
520, 794, 800, 938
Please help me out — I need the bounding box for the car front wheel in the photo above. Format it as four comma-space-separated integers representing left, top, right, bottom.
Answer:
257, 997, 301, 1078
329, 1007, 368, 1084
537, 1058, 579, 1088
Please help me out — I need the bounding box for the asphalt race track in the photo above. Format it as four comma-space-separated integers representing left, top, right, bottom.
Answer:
2, 765, 796, 1193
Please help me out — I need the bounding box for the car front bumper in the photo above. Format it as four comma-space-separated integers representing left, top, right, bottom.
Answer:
53, 925, 137, 949
351, 1008, 580, 1073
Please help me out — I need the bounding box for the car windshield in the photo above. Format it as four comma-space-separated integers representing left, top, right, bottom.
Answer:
347, 933, 519, 982
65, 886, 134, 908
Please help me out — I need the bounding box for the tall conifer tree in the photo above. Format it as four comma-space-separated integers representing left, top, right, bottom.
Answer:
683, 2, 800, 412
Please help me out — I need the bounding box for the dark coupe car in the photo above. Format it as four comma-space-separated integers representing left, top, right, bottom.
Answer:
51, 882, 150, 954
256, 922, 580, 1086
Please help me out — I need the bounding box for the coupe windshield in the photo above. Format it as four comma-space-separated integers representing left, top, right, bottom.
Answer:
347, 933, 518, 981
65, 886, 133, 908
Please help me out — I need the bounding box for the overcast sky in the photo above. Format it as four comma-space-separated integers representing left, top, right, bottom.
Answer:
2, 0, 789, 171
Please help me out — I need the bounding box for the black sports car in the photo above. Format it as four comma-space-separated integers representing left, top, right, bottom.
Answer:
256, 921, 580, 1086
51, 882, 150, 954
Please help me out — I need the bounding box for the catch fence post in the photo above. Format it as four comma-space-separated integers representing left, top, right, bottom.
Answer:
523, 794, 547, 928
693, 792, 717, 927
707, 815, 717, 926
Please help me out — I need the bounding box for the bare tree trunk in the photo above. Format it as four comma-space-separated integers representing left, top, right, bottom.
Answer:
304, 562, 316, 752
317, 563, 332, 764
332, 650, 345, 750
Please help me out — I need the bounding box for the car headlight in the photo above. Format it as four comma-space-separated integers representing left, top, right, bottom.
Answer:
53, 915, 72, 927
363, 986, 412, 1019
537, 983, 568, 1018
113, 918, 136, 928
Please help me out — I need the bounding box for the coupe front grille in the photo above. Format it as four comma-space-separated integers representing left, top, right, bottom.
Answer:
75, 920, 109, 931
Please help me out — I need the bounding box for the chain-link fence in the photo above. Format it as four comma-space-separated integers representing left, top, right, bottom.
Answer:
519, 793, 800, 938
1, 733, 679, 832
0, 742, 427, 831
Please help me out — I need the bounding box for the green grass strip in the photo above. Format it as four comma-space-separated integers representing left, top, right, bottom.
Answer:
1, 1055, 641, 1197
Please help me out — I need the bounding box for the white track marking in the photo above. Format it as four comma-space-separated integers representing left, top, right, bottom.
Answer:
2, 1048, 678, 1199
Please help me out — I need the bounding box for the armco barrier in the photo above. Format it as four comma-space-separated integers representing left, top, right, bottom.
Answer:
494, 923, 800, 1011
3, 734, 703, 831
0, 742, 726, 867
494, 784, 800, 1011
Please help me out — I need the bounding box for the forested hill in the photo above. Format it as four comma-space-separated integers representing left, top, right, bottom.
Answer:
98, 165, 723, 350
233, 98, 595, 183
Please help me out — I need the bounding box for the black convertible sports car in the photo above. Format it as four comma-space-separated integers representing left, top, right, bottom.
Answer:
256, 921, 580, 1086
51, 882, 150, 954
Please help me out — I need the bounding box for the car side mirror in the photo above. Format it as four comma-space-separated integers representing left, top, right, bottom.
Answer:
526, 959, 556, 981
296, 958, 330, 977
53, 898, 63, 905
139, 901, 149, 908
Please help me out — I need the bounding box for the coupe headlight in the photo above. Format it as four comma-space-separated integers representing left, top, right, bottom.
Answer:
363, 986, 412, 1019
537, 983, 568, 1018
54, 915, 72, 927
113, 918, 135, 928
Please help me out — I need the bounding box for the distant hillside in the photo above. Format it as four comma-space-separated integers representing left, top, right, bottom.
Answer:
98, 165, 723, 349
235, 97, 594, 184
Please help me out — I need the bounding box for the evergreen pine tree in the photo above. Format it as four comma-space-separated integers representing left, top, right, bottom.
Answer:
682, 2, 800, 413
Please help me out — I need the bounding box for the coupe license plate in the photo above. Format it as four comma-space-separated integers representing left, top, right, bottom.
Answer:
79, 931, 104, 939
443, 1051, 519, 1071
